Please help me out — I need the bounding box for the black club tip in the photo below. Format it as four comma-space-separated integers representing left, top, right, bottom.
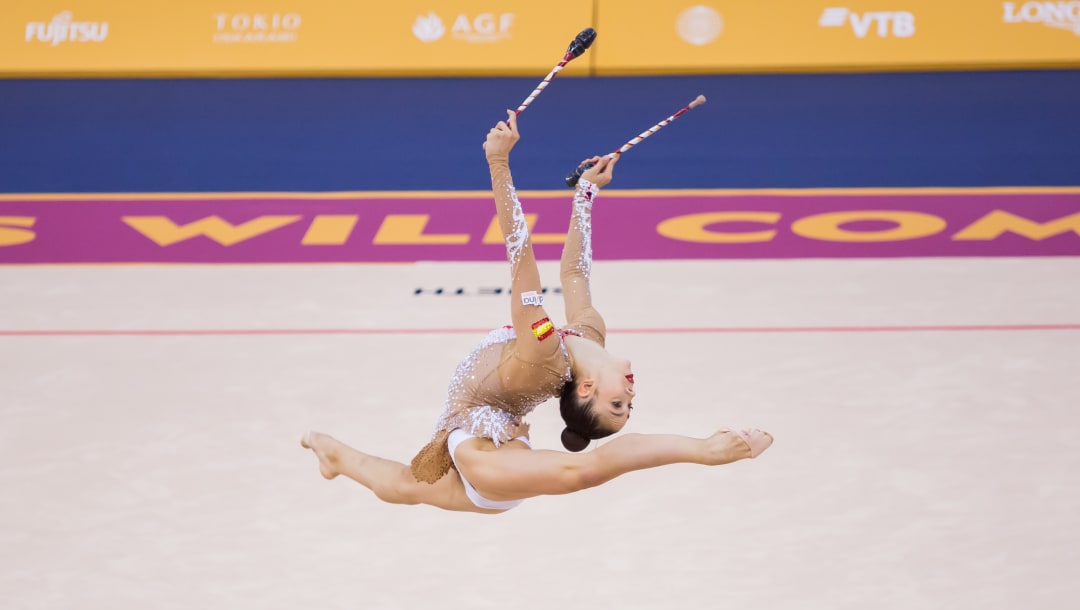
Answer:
565, 161, 594, 188
567, 27, 597, 58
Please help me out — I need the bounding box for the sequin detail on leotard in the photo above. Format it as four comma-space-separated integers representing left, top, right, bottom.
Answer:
434, 326, 523, 447
570, 179, 598, 280
502, 183, 530, 268
409, 325, 577, 483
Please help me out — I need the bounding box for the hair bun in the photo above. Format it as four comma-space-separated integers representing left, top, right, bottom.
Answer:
561, 427, 591, 452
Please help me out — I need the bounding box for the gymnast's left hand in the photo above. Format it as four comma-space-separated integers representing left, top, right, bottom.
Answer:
483, 109, 520, 165
580, 154, 618, 188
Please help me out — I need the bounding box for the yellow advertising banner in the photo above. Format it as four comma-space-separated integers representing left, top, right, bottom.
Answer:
2, 0, 595, 76
3, 0, 1079, 76
595, 0, 1080, 74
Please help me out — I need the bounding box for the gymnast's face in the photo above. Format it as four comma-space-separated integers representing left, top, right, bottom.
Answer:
580, 356, 635, 432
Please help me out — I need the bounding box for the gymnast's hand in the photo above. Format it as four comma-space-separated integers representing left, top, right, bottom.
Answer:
580, 154, 618, 188
483, 109, 520, 165
509, 422, 531, 440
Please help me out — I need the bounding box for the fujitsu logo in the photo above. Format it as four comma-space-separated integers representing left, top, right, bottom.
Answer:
25, 11, 109, 45
1003, 2, 1080, 34
819, 7, 915, 38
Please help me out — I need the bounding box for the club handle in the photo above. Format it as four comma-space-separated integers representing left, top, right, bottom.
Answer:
565, 161, 595, 188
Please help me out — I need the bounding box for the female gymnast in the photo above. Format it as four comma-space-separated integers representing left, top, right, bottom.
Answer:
302, 110, 772, 514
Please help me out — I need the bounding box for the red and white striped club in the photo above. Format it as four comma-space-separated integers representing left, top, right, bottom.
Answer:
565, 94, 707, 187
513, 27, 596, 117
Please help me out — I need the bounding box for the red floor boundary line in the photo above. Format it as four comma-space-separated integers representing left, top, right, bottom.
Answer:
1, 324, 1078, 337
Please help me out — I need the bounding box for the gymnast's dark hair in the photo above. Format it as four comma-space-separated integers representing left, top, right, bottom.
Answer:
559, 378, 617, 452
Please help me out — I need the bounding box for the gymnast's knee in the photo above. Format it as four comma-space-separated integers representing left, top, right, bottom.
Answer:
373, 470, 422, 505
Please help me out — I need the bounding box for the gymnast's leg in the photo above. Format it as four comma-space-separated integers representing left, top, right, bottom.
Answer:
301, 432, 498, 514
458, 427, 773, 502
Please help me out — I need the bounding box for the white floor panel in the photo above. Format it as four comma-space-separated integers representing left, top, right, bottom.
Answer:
1, 257, 1077, 610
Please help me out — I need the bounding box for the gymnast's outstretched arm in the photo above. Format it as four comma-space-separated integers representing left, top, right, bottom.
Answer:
485, 110, 561, 361
559, 155, 617, 336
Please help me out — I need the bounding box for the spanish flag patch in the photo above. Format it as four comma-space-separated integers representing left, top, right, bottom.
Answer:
531, 317, 555, 341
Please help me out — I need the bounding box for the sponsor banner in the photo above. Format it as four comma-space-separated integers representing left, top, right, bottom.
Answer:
596, 1, 1080, 74
4, 1, 1080, 76
2, 0, 592, 76
1, 190, 1078, 263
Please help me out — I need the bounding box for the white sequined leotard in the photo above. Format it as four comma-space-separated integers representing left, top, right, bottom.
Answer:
409, 162, 605, 483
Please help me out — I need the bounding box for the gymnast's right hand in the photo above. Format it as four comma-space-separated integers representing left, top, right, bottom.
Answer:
483, 109, 520, 165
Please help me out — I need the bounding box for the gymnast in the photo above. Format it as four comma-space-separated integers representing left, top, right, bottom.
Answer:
302, 110, 772, 514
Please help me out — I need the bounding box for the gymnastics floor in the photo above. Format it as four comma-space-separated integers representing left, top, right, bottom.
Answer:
2, 255, 1078, 610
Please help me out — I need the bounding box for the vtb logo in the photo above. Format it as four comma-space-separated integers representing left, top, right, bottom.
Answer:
819, 7, 916, 38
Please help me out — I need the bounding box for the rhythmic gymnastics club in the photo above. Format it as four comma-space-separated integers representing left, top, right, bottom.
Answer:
513, 28, 597, 117
565, 94, 707, 188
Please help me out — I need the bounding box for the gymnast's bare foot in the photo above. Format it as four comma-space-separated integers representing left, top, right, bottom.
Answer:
703, 428, 773, 465
301, 431, 340, 480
